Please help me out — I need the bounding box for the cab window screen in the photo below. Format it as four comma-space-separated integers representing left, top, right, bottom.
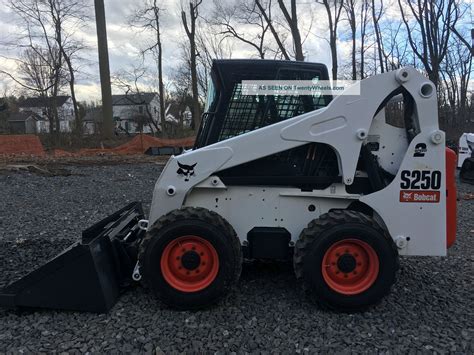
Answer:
218, 83, 326, 142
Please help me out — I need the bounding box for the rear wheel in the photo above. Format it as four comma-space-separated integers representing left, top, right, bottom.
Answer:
139, 207, 242, 309
294, 210, 398, 311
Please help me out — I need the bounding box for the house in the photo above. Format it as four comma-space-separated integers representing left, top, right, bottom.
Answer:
164, 104, 193, 128
112, 93, 160, 134
83, 108, 102, 135
7, 111, 43, 134
182, 106, 192, 127
18, 96, 75, 133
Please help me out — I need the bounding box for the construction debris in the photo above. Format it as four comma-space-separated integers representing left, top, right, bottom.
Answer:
0, 164, 72, 177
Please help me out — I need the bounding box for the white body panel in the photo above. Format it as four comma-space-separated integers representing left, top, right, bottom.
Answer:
148, 67, 447, 257
360, 132, 446, 256
458, 133, 473, 168
184, 183, 354, 245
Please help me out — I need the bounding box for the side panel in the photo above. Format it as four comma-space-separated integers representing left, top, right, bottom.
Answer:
184, 185, 352, 243
360, 133, 447, 256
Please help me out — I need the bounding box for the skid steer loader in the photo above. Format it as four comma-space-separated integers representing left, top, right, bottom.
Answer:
0, 60, 457, 313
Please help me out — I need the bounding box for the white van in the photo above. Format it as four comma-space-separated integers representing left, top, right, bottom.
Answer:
458, 133, 473, 168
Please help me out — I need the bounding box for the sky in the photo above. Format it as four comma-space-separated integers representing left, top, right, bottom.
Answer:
0, 0, 471, 102
0, 0, 191, 101
0, 0, 341, 102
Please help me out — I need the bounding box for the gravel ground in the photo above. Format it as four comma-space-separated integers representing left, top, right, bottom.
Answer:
0, 162, 473, 353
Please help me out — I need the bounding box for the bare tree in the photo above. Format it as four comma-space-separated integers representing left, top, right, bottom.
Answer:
6, 0, 63, 135
211, 0, 269, 59
130, 0, 167, 135
381, 21, 409, 70
359, 0, 370, 78
371, 0, 385, 73
449, 26, 473, 54
277, 0, 304, 60
196, 24, 233, 97
255, 0, 309, 61
344, 0, 357, 79
398, 0, 460, 86
15, 47, 68, 134
317, 0, 344, 79
48, 0, 89, 135
112, 66, 161, 134
181, 0, 202, 129
1, 48, 59, 96
441, 34, 472, 127
4, 0, 88, 136
255, 0, 291, 60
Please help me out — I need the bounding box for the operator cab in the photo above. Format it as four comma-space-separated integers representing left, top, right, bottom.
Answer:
195, 59, 339, 190
196, 59, 331, 147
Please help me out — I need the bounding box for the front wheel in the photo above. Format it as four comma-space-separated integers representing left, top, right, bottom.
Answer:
294, 210, 398, 311
139, 207, 242, 309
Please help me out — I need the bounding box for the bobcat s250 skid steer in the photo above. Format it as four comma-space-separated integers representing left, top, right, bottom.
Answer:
0, 60, 457, 313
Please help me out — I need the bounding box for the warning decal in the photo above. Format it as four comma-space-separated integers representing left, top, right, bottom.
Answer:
399, 190, 440, 203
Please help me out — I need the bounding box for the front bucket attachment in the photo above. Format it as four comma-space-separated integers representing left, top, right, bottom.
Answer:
0, 202, 145, 313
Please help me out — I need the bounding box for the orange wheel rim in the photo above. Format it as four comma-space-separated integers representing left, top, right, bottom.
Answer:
160, 235, 219, 292
322, 239, 379, 295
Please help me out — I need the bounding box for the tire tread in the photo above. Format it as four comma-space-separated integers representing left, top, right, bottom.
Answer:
138, 207, 242, 308
294, 209, 399, 311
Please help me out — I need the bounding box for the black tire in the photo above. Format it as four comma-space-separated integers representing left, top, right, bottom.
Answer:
138, 207, 242, 309
294, 210, 398, 311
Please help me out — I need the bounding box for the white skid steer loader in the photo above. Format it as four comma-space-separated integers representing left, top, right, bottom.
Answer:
0, 60, 457, 313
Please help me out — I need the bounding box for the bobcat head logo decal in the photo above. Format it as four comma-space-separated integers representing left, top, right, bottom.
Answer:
177, 162, 197, 181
